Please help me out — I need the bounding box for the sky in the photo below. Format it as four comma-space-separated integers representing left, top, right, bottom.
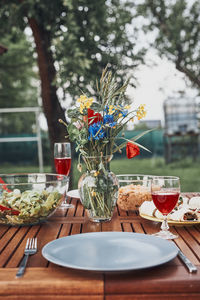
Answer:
127, 50, 198, 126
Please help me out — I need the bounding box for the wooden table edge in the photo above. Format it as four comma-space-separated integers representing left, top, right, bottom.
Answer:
0, 267, 104, 296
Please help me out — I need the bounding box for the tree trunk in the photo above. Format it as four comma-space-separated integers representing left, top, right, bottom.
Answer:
28, 18, 67, 168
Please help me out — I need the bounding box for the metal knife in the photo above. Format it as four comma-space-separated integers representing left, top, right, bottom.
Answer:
177, 248, 197, 273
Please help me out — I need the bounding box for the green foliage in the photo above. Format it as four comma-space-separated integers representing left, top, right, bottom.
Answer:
138, 0, 200, 89
0, 0, 144, 101
133, 122, 149, 130
0, 0, 146, 161
56, 0, 143, 98
0, 29, 38, 134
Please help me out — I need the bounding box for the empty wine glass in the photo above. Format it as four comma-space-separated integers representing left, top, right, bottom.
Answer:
54, 143, 74, 208
151, 176, 180, 239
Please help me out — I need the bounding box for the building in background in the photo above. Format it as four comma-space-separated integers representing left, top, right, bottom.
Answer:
164, 97, 199, 136
139, 119, 161, 129
163, 96, 199, 163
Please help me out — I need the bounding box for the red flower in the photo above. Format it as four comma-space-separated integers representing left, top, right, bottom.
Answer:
126, 142, 140, 159
84, 108, 103, 125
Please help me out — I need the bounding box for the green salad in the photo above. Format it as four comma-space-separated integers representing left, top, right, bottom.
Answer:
0, 189, 62, 225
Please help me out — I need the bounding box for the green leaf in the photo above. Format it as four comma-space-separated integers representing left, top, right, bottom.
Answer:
67, 109, 80, 118
67, 123, 79, 141
132, 141, 151, 153
130, 129, 155, 142
113, 135, 151, 153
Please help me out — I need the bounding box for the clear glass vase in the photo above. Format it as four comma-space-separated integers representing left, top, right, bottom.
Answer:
78, 155, 119, 223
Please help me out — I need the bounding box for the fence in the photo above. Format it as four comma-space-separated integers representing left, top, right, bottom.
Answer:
1, 129, 198, 165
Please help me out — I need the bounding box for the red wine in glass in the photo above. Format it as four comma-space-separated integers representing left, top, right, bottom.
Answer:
152, 192, 180, 216
54, 157, 71, 176
54, 143, 74, 208
151, 176, 180, 239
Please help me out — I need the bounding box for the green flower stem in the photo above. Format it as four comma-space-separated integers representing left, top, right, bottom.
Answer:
87, 186, 112, 217
95, 193, 110, 215
87, 186, 96, 213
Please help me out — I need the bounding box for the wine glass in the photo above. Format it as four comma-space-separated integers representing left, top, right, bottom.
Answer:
54, 143, 74, 208
151, 176, 180, 239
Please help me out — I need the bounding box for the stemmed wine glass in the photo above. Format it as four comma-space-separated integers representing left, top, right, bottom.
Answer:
151, 176, 180, 239
54, 142, 74, 208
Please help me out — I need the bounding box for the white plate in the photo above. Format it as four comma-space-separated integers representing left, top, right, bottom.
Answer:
67, 189, 80, 199
140, 213, 200, 226
42, 232, 178, 272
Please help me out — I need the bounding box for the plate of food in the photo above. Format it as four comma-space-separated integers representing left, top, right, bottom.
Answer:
139, 195, 200, 226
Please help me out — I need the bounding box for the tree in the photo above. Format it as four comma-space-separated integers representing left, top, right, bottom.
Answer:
138, 0, 200, 90
0, 0, 145, 163
0, 30, 38, 134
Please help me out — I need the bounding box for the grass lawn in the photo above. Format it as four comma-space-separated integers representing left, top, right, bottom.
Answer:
1, 157, 200, 192
110, 157, 200, 192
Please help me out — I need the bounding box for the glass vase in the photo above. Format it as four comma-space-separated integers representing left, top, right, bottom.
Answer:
78, 155, 119, 223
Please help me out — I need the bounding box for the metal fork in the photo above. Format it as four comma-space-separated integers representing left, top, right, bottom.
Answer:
16, 238, 37, 278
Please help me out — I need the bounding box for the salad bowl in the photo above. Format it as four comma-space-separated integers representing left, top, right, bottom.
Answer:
0, 173, 69, 226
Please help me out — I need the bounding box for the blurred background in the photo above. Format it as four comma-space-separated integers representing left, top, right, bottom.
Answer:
0, 0, 200, 192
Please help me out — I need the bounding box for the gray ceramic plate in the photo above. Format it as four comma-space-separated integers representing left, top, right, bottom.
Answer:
42, 232, 178, 272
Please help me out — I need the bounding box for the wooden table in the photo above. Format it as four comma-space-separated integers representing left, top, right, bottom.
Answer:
0, 193, 200, 299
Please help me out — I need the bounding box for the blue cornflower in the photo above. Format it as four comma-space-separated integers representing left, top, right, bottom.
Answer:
88, 122, 105, 140
114, 104, 128, 117
121, 109, 128, 117
103, 114, 117, 128
103, 114, 114, 124
104, 105, 109, 113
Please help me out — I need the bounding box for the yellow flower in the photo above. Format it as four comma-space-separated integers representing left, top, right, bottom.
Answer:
139, 104, 146, 111
80, 103, 84, 114
91, 190, 96, 197
85, 98, 93, 108
124, 105, 131, 109
77, 95, 87, 103
108, 105, 115, 115
77, 94, 94, 113
94, 171, 100, 176
137, 104, 147, 120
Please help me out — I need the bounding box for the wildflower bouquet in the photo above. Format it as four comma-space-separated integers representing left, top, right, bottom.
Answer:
60, 67, 150, 222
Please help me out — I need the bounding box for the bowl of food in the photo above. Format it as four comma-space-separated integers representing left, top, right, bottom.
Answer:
0, 173, 69, 226
117, 174, 153, 211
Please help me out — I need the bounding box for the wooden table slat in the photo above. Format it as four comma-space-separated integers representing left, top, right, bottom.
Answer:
188, 226, 200, 243
6, 225, 40, 268
0, 226, 29, 267
0, 226, 18, 255
32, 223, 62, 268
